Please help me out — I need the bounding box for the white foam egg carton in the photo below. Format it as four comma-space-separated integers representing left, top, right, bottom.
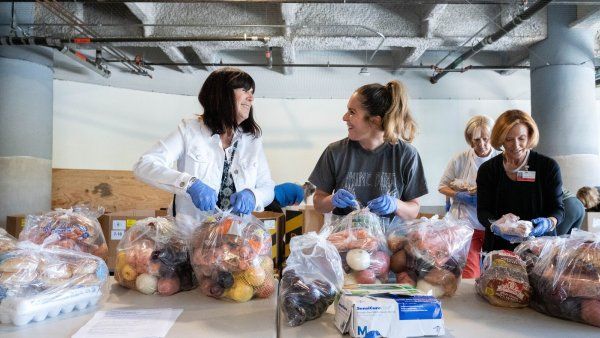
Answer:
0, 286, 102, 326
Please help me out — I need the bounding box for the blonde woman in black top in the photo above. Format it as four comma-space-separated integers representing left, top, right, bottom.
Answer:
477, 110, 564, 251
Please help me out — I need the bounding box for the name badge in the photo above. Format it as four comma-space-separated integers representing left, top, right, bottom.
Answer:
517, 170, 536, 182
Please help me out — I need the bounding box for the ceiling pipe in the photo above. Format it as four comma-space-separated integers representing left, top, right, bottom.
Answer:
59, 46, 111, 78
430, 0, 552, 84
61, 36, 271, 44
0, 36, 62, 46
102, 59, 531, 71
0, 35, 271, 45
0, 23, 386, 64
0, 36, 111, 77
37, 0, 150, 76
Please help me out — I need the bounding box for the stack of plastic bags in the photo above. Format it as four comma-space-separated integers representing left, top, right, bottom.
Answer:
387, 215, 473, 297
190, 211, 275, 302
280, 229, 344, 326
325, 209, 390, 285
115, 217, 197, 296
0, 206, 110, 326
515, 230, 600, 327
0, 229, 108, 326
19, 206, 108, 259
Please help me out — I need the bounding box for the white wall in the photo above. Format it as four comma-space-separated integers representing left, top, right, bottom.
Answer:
56, 79, 592, 207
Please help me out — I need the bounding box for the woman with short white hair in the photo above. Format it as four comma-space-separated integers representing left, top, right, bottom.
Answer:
438, 115, 499, 278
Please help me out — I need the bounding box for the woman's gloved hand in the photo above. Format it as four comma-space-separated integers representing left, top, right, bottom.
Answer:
187, 179, 217, 211
332, 189, 357, 209
230, 189, 256, 215
367, 195, 397, 216
455, 191, 477, 207
531, 217, 553, 237
274, 183, 304, 207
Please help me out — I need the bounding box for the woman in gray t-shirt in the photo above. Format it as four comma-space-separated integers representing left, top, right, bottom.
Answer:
308, 80, 428, 219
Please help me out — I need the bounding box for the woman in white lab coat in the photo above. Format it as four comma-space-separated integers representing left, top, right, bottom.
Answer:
133, 67, 275, 221
438, 115, 499, 278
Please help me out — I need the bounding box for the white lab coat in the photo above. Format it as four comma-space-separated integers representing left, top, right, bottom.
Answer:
133, 118, 275, 221
438, 148, 499, 230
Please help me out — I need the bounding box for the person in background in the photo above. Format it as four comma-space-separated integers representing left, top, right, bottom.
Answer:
555, 189, 584, 235
477, 109, 564, 251
133, 67, 275, 222
264, 182, 305, 212
309, 80, 428, 220
577, 186, 600, 212
438, 115, 500, 278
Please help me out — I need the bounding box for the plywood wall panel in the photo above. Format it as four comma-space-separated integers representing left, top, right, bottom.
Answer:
52, 169, 172, 212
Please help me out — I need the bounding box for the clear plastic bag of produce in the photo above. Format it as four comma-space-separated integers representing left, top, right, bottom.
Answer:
280, 229, 344, 326
0, 228, 17, 255
386, 215, 473, 297
114, 217, 197, 296
189, 210, 275, 302
450, 178, 477, 193
490, 213, 533, 243
18, 205, 108, 259
514, 229, 600, 327
324, 208, 390, 286
0, 241, 108, 326
475, 250, 530, 308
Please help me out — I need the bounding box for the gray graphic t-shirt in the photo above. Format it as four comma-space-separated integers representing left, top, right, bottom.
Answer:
309, 138, 428, 213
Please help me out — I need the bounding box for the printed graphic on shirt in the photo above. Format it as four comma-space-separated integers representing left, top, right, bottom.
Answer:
342, 171, 399, 204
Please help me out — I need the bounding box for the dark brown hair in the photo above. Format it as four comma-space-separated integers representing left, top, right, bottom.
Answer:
198, 67, 261, 137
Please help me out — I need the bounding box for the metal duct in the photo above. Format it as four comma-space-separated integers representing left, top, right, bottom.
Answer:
429, 0, 552, 84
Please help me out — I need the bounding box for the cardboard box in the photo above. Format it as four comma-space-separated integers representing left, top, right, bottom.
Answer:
252, 211, 285, 270
303, 205, 325, 233
334, 285, 445, 338
5, 214, 28, 239
583, 212, 600, 234
98, 209, 168, 272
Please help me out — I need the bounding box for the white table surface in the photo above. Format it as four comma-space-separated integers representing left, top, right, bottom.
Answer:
279, 279, 600, 338
0, 277, 278, 338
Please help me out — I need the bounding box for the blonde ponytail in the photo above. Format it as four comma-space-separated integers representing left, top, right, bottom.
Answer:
383, 80, 417, 143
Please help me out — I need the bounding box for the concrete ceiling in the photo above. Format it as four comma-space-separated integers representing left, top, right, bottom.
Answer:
2, 1, 599, 98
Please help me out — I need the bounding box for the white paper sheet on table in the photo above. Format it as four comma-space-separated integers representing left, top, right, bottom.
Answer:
72, 308, 183, 338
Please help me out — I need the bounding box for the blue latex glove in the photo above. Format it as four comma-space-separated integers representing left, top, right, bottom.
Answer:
367, 195, 397, 216
230, 189, 256, 215
531, 217, 553, 237
274, 183, 304, 207
332, 189, 357, 209
455, 191, 477, 207
491, 223, 523, 243
445, 198, 451, 212
187, 179, 217, 211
